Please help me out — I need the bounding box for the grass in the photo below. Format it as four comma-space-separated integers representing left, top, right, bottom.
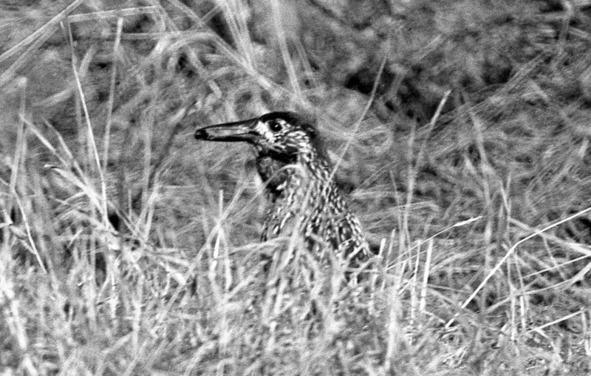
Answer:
1, 0, 591, 374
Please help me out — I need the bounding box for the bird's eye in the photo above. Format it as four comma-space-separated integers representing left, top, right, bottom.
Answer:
268, 120, 283, 132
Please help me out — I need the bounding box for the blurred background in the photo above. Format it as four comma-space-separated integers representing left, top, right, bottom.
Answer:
1, 0, 591, 374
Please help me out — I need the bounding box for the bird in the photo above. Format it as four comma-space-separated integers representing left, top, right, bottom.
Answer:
194, 111, 370, 264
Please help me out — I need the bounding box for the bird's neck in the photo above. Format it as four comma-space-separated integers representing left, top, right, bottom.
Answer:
256, 152, 332, 200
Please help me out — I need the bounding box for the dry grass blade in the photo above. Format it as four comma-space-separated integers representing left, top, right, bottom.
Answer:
65, 6, 161, 23
0, 0, 86, 64
0, 0, 86, 86
446, 206, 591, 328
2, 0, 591, 374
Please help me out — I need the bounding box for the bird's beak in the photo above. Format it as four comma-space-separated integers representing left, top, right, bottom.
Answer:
194, 118, 258, 142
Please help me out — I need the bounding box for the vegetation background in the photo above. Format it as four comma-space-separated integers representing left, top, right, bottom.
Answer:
1, 0, 591, 374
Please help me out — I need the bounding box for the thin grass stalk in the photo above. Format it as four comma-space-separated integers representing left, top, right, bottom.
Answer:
0, 0, 86, 86
446, 206, 591, 329
102, 17, 123, 171
329, 55, 388, 183
66, 24, 110, 239
270, 1, 302, 102
419, 239, 433, 320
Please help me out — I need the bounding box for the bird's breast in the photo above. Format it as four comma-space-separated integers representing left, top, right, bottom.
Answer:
256, 156, 369, 259
261, 173, 357, 247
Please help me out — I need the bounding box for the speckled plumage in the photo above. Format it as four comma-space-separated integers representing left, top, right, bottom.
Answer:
194, 111, 369, 261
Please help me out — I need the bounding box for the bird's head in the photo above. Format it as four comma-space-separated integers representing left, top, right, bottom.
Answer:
194, 112, 326, 162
